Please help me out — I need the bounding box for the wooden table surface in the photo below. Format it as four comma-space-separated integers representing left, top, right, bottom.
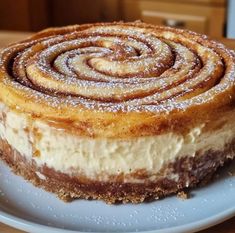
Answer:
0, 31, 235, 233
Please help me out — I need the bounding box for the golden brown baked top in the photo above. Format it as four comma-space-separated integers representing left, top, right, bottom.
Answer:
0, 22, 234, 137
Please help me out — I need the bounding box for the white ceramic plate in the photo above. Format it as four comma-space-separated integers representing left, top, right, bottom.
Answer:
0, 160, 235, 233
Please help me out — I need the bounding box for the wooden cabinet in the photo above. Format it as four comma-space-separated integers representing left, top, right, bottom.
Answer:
121, 0, 226, 37
0, 0, 49, 31
141, 10, 207, 34
49, 0, 103, 26
0, 0, 105, 31
0, 0, 227, 37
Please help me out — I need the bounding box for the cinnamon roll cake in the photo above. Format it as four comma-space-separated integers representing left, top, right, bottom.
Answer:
0, 22, 235, 204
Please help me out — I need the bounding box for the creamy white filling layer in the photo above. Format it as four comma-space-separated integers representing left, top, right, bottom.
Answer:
0, 103, 234, 181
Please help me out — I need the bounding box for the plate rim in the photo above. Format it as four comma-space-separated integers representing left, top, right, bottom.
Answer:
1, 159, 235, 233
1, 204, 235, 233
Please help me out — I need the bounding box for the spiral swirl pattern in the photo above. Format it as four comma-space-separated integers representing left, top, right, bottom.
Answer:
0, 22, 234, 137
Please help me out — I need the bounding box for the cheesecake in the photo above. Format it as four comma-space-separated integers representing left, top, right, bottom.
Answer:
0, 22, 234, 203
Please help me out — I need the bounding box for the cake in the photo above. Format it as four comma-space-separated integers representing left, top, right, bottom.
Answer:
0, 22, 234, 204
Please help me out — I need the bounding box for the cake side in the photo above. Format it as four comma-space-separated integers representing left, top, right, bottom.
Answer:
0, 102, 235, 203
1, 136, 235, 204
0, 103, 235, 183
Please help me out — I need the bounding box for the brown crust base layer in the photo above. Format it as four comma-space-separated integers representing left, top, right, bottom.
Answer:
0, 138, 235, 204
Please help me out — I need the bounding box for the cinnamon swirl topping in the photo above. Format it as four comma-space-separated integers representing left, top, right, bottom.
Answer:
0, 22, 234, 137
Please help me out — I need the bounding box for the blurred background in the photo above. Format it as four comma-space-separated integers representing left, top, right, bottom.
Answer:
0, 0, 234, 38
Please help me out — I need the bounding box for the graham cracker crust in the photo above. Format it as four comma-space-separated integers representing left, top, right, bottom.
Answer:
0, 138, 235, 204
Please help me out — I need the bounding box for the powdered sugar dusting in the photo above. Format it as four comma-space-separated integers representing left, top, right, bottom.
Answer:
0, 22, 234, 114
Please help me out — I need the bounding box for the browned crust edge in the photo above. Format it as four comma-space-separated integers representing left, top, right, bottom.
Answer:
0, 138, 235, 204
